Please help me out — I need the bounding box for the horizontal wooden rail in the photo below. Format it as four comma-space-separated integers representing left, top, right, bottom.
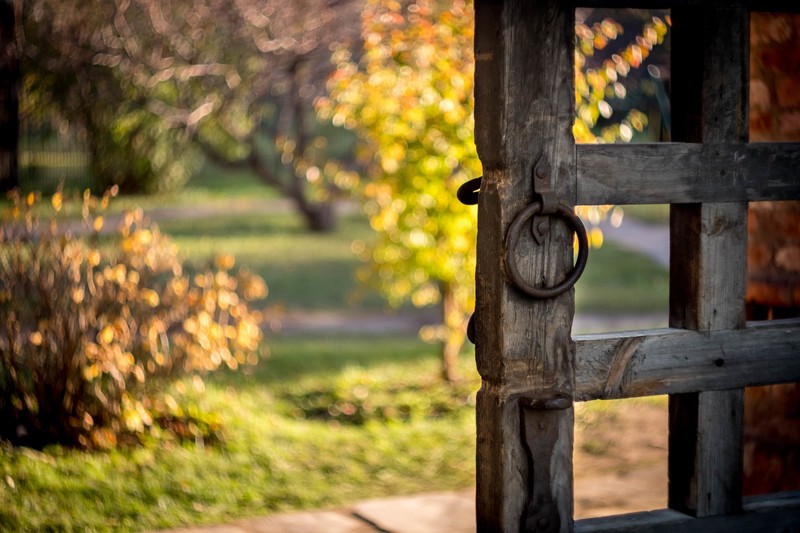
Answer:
575, 143, 800, 205
576, 491, 800, 533
574, 318, 800, 401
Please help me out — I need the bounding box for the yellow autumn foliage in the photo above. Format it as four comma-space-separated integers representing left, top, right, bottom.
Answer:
320, 2, 669, 381
0, 189, 267, 448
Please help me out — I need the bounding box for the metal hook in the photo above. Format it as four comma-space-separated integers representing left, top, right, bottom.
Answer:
456, 176, 482, 206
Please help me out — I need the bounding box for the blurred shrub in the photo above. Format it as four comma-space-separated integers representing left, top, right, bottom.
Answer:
0, 189, 267, 449
88, 111, 198, 195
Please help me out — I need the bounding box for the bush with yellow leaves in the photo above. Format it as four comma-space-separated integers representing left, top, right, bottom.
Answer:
0, 189, 267, 449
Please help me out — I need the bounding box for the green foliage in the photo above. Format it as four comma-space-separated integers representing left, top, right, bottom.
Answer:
20, 0, 362, 224
90, 110, 197, 194
0, 190, 266, 448
0, 185, 672, 530
20, 3, 199, 194
320, 0, 479, 379
322, 4, 671, 379
574, 241, 668, 314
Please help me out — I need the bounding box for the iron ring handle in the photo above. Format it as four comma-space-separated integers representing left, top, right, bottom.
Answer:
505, 201, 588, 299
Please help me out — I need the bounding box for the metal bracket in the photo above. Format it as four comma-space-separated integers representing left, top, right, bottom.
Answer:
531, 158, 557, 245
505, 201, 589, 299
532, 158, 558, 214
519, 391, 573, 533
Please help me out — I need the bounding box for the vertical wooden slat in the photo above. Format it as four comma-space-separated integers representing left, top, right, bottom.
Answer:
473, 0, 576, 531
668, 5, 749, 518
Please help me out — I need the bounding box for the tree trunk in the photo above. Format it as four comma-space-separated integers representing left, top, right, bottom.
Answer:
303, 200, 337, 233
245, 147, 339, 233
440, 284, 466, 383
0, 0, 19, 193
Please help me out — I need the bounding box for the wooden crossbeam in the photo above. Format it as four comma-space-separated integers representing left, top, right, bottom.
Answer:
575, 143, 800, 206
575, 491, 800, 533
574, 319, 800, 401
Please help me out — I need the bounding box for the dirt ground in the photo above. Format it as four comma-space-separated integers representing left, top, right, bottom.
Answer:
573, 398, 668, 518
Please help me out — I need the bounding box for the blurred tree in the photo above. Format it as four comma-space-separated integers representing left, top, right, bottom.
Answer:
573, 9, 669, 243
19, 0, 361, 230
573, 8, 670, 143
321, 2, 669, 381
0, 0, 18, 193
20, 2, 195, 194
320, 0, 478, 382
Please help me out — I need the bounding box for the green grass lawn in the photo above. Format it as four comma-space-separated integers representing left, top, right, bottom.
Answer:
157, 211, 388, 312
105, 162, 283, 214
0, 335, 478, 532
620, 204, 670, 225
575, 241, 668, 314
0, 170, 670, 531
158, 208, 668, 316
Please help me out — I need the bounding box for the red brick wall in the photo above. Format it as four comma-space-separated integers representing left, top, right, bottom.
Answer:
750, 12, 800, 143
747, 12, 800, 315
743, 12, 800, 496
747, 202, 800, 313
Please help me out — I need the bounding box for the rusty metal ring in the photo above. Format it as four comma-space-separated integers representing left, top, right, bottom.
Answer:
505, 201, 588, 299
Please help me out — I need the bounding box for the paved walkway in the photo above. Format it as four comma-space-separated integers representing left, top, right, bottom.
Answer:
153, 491, 475, 533
153, 465, 668, 533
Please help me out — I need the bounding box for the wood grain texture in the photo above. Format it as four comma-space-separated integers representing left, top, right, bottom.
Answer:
669, 203, 748, 332
575, 491, 800, 533
575, 143, 800, 206
574, 319, 800, 401
474, 0, 576, 531
667, 5, 749, 518
475, 1, 793, 531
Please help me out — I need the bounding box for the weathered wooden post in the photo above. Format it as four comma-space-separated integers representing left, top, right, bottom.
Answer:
473, 1, 577, 531
667, 4, 748, 518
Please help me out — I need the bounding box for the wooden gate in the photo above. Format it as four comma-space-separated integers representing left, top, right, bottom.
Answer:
471, 1, 800, 531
